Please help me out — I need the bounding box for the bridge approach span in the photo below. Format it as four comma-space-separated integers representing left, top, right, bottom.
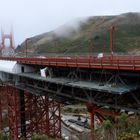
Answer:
0, 56, 140, 139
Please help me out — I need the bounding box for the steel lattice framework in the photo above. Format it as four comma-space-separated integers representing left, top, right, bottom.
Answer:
0, 86, 61, 140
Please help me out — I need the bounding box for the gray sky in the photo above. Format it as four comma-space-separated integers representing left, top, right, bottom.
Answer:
0, 0, 140, 45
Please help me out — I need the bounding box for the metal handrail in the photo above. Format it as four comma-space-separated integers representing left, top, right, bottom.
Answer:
1, 55, 140, 70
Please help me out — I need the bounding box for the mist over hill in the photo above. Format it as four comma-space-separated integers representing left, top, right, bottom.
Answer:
17, 12, 140, 56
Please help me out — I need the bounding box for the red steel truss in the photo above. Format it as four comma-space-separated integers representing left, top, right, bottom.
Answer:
48, 99, 61, 138
25, 93, 61, 139
0, 86, 61, 139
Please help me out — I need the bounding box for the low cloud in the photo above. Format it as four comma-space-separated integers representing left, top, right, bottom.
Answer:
52, 17, 89, 38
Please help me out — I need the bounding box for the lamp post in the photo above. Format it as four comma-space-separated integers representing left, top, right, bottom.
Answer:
88, 31, 93, 57
25, 38, 29, 57
52, 34, 59, 54
109, 26, 115, 60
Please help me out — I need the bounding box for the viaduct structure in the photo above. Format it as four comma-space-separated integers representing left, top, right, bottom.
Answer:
0, 27, 139, 139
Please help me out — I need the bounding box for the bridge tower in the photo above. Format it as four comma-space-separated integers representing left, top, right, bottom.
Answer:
0, 28, 15, 56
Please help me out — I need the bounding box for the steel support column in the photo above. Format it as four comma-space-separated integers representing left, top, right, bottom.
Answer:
0, 86, 8, 133
87, 102, 119, 129
0, 87, 2, 131
86, 102, 119, 140
86, 103, 98, 140
48, 99, 61, 138
19, 90, 26, 138
7, 86, 20, 140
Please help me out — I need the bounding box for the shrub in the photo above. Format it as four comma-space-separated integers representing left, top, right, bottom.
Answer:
118, 132, 138, 140
102, 120, 112, 129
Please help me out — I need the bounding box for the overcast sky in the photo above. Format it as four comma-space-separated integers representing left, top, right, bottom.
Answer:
0, 0, 140, 45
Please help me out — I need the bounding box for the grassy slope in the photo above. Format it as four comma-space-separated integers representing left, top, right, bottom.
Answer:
17, 13, 140, 55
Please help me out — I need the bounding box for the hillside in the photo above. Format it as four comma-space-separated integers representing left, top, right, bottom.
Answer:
17, 12, 140, 56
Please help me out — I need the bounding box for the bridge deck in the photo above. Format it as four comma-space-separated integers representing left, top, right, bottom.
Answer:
17, 72, 138, 94
1, 56, 140, 70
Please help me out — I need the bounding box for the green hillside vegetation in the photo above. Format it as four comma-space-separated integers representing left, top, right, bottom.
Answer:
17, 12, 140, 56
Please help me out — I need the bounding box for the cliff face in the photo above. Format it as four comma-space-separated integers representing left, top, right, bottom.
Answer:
17, 12, 140, 56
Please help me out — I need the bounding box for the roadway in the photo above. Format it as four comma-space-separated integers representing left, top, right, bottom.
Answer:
1, 55, 140, 70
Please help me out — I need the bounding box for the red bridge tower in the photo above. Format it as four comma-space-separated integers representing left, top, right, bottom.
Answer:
0, 29, 15, 56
